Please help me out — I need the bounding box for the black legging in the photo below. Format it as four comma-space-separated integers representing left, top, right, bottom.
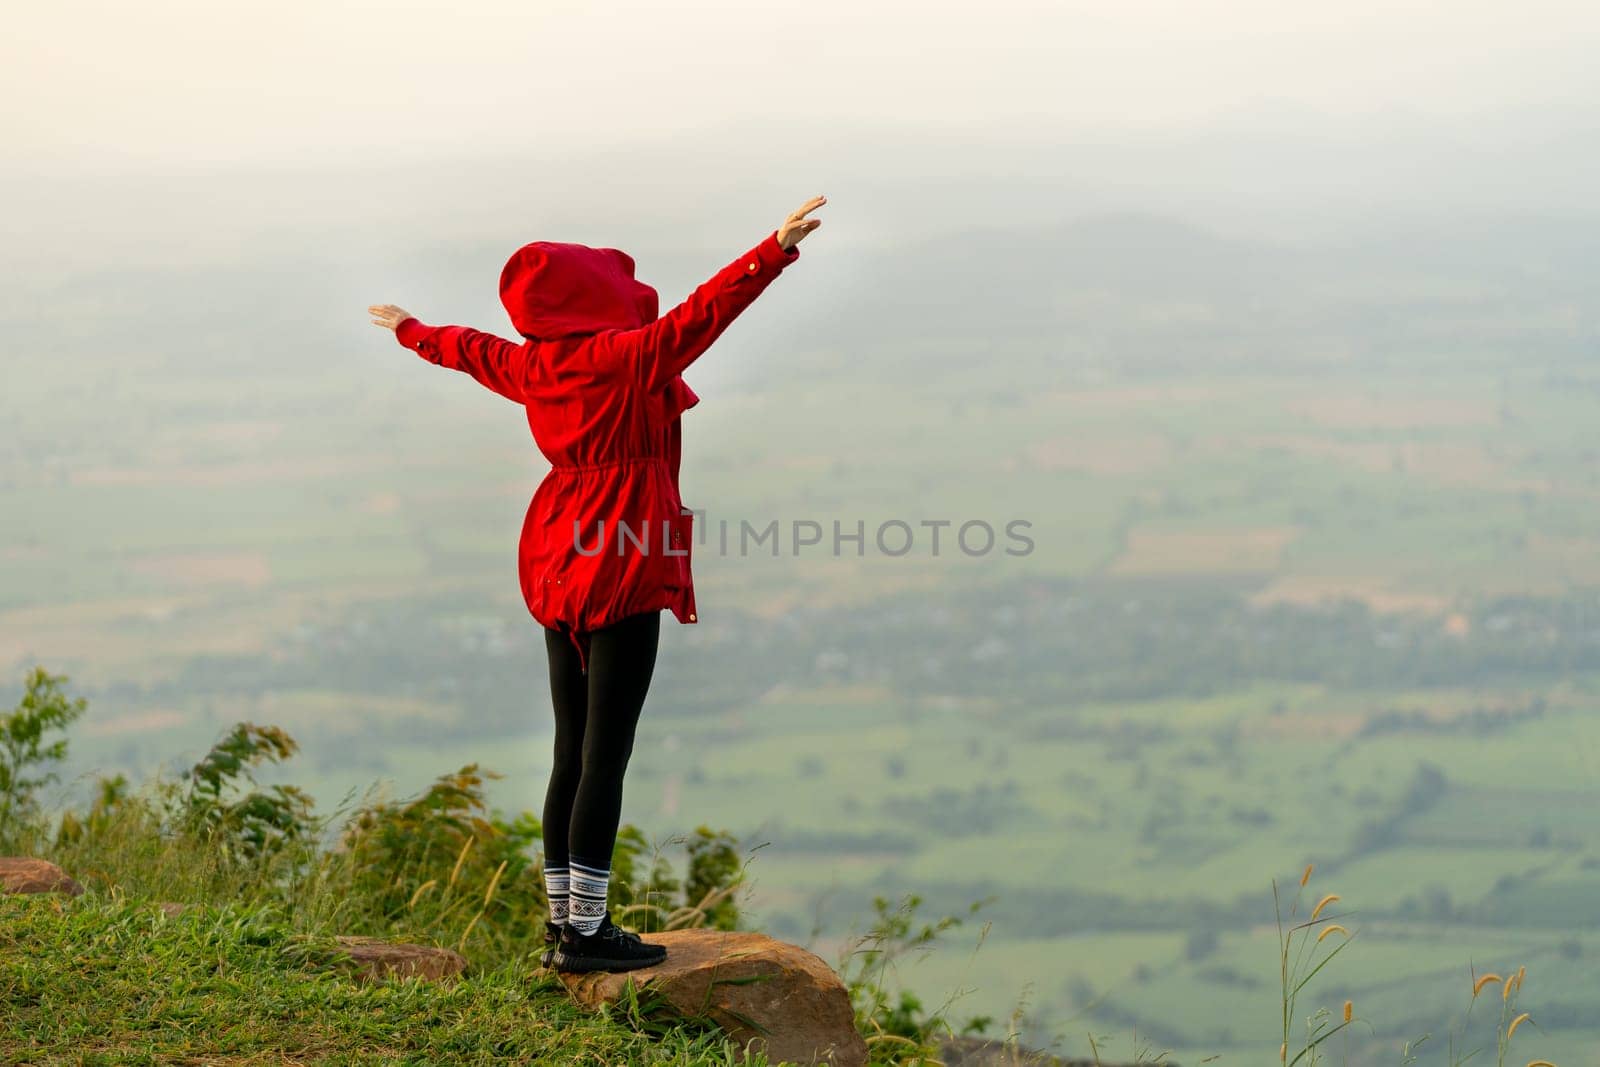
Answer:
541, 609, 661, 871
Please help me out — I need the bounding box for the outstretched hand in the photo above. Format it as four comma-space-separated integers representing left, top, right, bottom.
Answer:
777, 195, 826, 252
368, 304, 414, 331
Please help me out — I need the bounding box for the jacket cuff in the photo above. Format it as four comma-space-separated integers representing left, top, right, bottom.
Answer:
395, 316, 430, 349
751, 230, 800, 273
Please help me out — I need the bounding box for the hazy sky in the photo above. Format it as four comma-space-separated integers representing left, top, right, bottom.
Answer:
7, 0, 1599, 173
4, 0, 1600, 287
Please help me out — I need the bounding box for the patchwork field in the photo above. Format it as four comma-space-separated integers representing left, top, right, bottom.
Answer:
7, 221, 1600, 1062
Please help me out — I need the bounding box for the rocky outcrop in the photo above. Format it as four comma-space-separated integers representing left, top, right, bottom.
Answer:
0, 857, 85, 897
558, 927, 868, 1067
328, 935, 469, 983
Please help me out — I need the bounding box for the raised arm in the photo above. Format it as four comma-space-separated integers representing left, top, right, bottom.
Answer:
615, 196, 825, 393
369, 304, 528, 404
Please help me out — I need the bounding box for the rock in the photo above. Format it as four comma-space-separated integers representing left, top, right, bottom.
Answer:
328, 935, 468, 983
0, 857, 84, 897
559, 927, 867, 1067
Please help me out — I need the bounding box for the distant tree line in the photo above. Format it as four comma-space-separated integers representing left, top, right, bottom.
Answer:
98, 580, 1600, 744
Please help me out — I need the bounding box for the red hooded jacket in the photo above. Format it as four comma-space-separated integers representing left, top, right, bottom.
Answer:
394, 229, 801, 671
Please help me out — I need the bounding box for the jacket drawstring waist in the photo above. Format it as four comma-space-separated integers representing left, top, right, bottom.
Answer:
550, 456, 668, 474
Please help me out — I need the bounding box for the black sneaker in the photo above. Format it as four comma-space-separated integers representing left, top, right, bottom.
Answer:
539, 920, 563, 969
552, 910, 667, 973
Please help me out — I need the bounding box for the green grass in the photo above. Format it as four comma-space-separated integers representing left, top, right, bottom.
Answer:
1, 893, 752, 1066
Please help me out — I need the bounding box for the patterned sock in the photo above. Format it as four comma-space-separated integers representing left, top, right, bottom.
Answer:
543, 863, 570, 927
568, 856, 611, 936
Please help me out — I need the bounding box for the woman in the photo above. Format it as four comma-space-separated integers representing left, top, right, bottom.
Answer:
367, 195, 826, 973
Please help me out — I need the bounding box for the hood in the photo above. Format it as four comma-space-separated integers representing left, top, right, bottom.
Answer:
499, 241, 660, 341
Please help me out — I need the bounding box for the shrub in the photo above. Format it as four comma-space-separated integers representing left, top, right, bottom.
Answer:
0, 666, 88, 847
